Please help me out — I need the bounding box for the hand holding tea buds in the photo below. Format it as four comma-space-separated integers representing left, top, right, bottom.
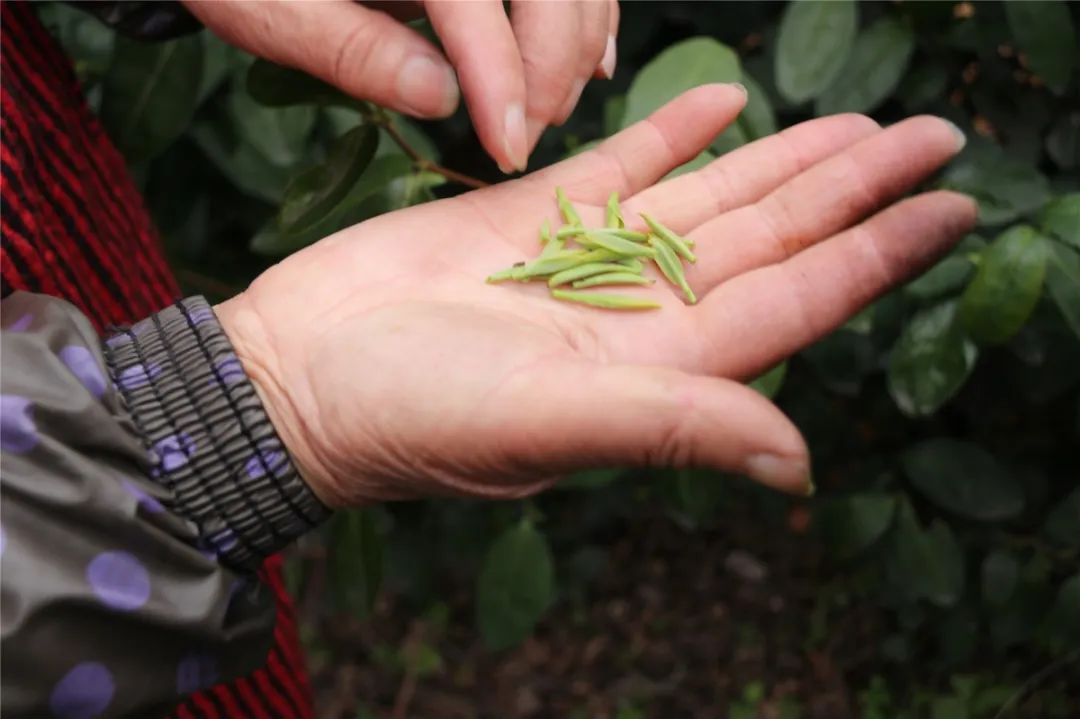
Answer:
213, 85, 972, 509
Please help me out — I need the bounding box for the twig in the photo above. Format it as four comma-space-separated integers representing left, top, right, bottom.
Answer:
993, 648, 1080, 719
376, 117, 489, 190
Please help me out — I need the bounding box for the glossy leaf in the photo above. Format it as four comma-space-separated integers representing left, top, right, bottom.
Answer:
959, 225, 1049, 344
897, 61, 948, 112
902, 438, 1024, 521
1005, 0, 1076, 94
1039, 193, 1080, 250
1041, 573, 1080, 643
1043, 488, 1080, 547
246, 58, 358, 108
328, 509, 384, 619
279, 124, 379, 234
1044, 242, 1080, 339
904, 256, 975, 302
101, 35, 203, 162
252, 153, 413, 255
887, 501, 965, 607
816, 16, 915, 115
228, 88, 316, 167
190, 114, 294, 203
1046, 112, 1080, 170
476, 522, 555, 650
817, 493, 897, 562
981, 550, 1019, 606
887, 302, 978, 417
775, 0, 857, 104
622, 37, 741, 128
940, 143, 1051, 226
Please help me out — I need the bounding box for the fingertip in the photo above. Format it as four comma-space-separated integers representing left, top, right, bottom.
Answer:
744, 452, 814, 496
395, 54, 460, 118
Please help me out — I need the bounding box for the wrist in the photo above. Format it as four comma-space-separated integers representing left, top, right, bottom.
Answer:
214, 292, 345, 510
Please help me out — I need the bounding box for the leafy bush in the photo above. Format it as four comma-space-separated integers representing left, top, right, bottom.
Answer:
41, 0, 1079, 712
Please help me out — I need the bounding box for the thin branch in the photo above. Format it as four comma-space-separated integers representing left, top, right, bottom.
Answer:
377, 118, 489, 190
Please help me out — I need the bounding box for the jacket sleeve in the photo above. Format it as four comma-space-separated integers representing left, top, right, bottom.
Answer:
0, 291, 330, 718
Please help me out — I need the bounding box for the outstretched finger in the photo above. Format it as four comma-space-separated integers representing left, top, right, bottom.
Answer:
620, 113, 881, 236
682, 115, 965, 295
691, 191, 977, 380
533, 83, 748, 204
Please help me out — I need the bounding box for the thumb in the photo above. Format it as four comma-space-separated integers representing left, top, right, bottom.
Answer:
511, 362, 813, 496
186, 0, 460, 118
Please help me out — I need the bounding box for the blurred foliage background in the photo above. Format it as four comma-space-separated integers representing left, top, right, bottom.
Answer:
40, 1, 1079, 717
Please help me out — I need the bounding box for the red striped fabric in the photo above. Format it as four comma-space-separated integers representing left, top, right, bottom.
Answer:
1, 3, 314, 716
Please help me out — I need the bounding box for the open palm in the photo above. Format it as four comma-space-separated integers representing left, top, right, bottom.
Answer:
216, 85, 974, 507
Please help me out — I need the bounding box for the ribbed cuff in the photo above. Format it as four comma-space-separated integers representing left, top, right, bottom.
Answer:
103, 297, 330, 571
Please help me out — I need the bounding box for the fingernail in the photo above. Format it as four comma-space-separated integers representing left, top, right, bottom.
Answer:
744, 453, 812, 495
503, 102, 527, 172
938, 117, 967, 151
397, 55, 459, 118
557, 78, 587, 124
730, 82, 747, 98
600, 34, 617, 79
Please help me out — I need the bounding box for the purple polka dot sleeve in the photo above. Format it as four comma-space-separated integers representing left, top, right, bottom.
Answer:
0, 292, 329, 717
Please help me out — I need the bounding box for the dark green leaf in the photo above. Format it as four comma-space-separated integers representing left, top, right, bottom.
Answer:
887, 302, 978, 416
252, 153, 413, 255
476, 522, 555, 650
1043, 487, 1080, 547
960, 225, 1049, 344
902, 438, 1024, 521
940, 142, 1051, 226
560, 469, 623, 491
898, 62, 949, 112
279, 124, 378, 233
775, 0, 857, 104
801, 330, 876, 396
190, 114, 294, 203
328, 509, 384, 619
101, 35, 204, 162
817, 493, 897, 561
749, 361, 787, 399
229, 88, 317, 166
981, 550, 1019, 606
1046, 112, 1080, 170
816, 16, 916, 115
887, 500, 965, 607
622, 37, 741, 128
1045, 242, 1080, 339
246, 59, 358, 108
1005, 0, 1076, 94
198, 36, 242, 104
904, 256, 975, 301
1040, 573, 1080, 644
1039, 193, 1080, 250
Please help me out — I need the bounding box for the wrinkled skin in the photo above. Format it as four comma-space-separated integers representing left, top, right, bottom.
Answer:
215, 85, 976, 508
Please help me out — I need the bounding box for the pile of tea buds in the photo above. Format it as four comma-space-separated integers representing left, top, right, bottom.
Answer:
486, 188, 697, 311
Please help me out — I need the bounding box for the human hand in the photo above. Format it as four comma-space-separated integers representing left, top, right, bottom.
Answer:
183, 0, 618, 173
214, 84, 974, 508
